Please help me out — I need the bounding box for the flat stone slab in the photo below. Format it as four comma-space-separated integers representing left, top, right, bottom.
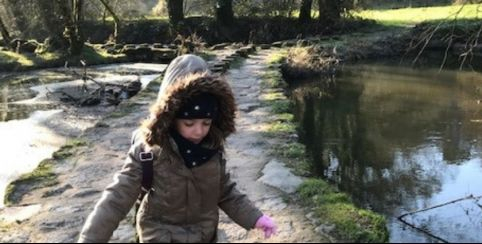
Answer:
258, 159, 303, 194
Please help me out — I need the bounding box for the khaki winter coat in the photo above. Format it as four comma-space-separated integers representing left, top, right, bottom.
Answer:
78, 74, 262, 243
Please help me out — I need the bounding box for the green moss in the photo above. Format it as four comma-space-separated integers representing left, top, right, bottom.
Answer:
52, 139, 88, 160
275, 142, 305, 159
265, 120, 297, 137
261, 70, 285, 89
77, 45, 126, 65
298, 179, 389, 242
267, 50, 287, 64
260, 92, 285, 101
270, 99, 293, 114
4, 159, 59, 206
4, 138, 88, 206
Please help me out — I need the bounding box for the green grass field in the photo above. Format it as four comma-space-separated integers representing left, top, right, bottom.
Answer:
352, 3, 482, 26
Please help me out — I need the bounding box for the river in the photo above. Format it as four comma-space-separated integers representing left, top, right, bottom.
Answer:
292, 62, 482, 242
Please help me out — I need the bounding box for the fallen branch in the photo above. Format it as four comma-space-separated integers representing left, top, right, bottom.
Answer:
397, 194, 482, 243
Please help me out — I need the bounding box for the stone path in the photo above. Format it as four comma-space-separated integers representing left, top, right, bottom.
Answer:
217, 49, 332, 243
0, 48, 333, 243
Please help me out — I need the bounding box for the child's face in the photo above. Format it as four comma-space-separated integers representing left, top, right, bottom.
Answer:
175, 118, 212, 144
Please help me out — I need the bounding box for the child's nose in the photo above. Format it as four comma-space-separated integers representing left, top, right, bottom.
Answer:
194, 125, 204, 135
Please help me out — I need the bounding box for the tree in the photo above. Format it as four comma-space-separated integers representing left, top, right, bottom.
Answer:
318, 0, 341, 25
98, 0, 120, 43
0, 15, 11, 48
299, 0, 313, 24
4, 0, 28, 38
167, 0, 184, 24
56, 0, 85, 56
35, 0, 68, 51
216, 0, 233, 24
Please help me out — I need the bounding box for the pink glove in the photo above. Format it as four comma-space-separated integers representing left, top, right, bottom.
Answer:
255, 214, 277, 239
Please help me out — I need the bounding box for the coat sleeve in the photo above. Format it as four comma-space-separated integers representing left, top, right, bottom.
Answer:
217, 156, 263, 230
78, 144, 143, 243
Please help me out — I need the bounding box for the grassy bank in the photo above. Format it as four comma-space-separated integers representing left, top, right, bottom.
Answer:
353, 3, 482, 26
260, 50, 389, 242
0, 44, 126, 73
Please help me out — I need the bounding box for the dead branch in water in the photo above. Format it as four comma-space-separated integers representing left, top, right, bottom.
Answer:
397, 194, 482, 243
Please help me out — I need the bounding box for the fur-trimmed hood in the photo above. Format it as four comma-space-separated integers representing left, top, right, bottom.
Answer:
141, 73, 236, 148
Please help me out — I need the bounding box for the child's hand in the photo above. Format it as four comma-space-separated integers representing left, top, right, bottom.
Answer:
255, 214, 277, 239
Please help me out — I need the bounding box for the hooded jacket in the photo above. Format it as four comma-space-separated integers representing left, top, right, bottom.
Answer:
78, 55, 262, 243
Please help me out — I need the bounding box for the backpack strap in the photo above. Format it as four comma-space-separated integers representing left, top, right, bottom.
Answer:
131, 129, 154, 193
139, 149, 154, 193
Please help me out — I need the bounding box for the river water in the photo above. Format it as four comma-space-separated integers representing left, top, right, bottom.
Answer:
0, 63, 166, 208
292, 63, 482, 242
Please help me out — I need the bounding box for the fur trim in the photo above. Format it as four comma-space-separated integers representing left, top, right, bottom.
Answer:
141, 73, 236, 148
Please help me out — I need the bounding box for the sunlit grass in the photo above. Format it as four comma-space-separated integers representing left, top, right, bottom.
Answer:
352, 3, 482, 26
0, 51, 34, 66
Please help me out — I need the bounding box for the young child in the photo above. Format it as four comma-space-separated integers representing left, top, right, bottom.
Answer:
78, 54, 276, 242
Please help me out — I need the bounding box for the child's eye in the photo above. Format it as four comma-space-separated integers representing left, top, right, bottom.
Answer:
202, 120, 212, 126
184, 122, 194, 127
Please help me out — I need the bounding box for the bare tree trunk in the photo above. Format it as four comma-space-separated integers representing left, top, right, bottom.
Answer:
56, 0, 85, 56
216, 0, 233, 25
318, 0, 341, 26
167, 0, 184, 25
5, 0, 27, 37
0, 15, 11, 48
99, 0, 120, 43
36, 0, 68, 51
299, 0, 313, 24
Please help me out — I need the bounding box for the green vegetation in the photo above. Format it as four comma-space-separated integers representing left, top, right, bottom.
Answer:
4, 138, 87, 206
0, 51, 34, 66
4, 159, 58, 206
267, 50, 287, 64
0, 44, 125, 72
52, 139, 88, 160
80, 44, 125, 64
260, 49, 389, 242
260, 69, 285, 89
298, 179, 389, 242
353, 3, 482, 26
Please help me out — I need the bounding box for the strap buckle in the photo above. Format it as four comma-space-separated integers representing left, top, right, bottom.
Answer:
139, 152, 154, 161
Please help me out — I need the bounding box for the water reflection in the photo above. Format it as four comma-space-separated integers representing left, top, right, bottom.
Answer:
292, 64, 482, 242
